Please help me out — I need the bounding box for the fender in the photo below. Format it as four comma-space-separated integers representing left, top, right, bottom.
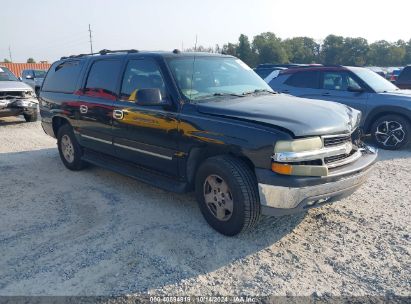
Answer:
364, 106, 411, 133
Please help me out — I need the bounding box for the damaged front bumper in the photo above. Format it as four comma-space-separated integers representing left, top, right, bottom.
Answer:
0, 97, 38, 117
257, 146, 377, 216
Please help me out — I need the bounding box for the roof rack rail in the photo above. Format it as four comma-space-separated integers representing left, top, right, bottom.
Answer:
60, 49, 138, 60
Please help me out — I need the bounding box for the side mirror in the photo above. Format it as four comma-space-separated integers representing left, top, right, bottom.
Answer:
18, 77, 22, 81
136, 88, 167, 106
25, 75, 33, 79
347, 86, 364, 93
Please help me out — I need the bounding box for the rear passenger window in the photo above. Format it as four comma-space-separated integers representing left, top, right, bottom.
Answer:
42, 60, 84, 93
285, 71, 320, 89
120, 59, 167, 101
84, 60, 122, 100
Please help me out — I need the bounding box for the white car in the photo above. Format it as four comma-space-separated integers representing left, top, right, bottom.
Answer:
0, 66, 38, 122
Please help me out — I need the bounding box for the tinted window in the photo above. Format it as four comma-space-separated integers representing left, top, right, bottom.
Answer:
0, 67, 18, 81
84, 60, 122, 100
42, 60, 84, 93
398, 67, 411, 81
34, 70, 46, 78
120, 59, 167, 101
285, 71, 320, 89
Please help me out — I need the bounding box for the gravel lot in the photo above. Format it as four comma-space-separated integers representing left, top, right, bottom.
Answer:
0, 116, 410, 297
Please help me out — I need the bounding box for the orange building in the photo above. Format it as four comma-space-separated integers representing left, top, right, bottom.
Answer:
0, 62, 51, 78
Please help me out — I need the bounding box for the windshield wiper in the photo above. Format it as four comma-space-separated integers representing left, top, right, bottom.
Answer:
241, 89, 277, 95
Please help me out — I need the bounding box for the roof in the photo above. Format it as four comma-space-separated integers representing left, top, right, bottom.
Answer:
280, 65, 353, 75
0, 62, 51, 77
59, 49, 231, 61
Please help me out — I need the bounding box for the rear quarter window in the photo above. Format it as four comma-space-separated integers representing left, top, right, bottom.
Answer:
284, 71, 320, 89
42, 60, 84, 93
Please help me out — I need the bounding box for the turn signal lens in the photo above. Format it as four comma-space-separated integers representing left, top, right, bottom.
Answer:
271, 163, 293, 175
271, 162, 329, 177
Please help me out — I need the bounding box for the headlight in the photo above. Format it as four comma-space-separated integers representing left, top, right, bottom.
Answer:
23, 91, 34, 98
274, 137, 323, 153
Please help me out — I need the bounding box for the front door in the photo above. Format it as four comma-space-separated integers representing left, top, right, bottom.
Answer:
319, 71, 369, 117
112, 58, 180, 177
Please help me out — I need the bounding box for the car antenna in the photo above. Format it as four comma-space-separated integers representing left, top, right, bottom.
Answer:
189, 34, 198, 101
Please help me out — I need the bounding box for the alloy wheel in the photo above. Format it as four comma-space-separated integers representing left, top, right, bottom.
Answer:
203, 175, 234, 221
374, 120, 406, 148
61, 135, 75, 163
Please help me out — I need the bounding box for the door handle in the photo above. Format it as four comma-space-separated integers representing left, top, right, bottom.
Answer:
282, 90, 289, 93
113, 109, 124, 120
322, 92, 331, 96
79, 105, 88, 114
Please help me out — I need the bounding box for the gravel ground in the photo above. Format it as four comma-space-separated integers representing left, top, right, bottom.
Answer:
0, 116, 410, 297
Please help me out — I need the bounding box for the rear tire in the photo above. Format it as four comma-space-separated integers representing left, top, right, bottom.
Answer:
371, 114, 410, 150
57, 124, 86, 171
23, 111, 38, 122
195, 155, 260, 236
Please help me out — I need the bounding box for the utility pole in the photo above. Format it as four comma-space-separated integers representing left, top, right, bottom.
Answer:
8, 45, 13, 62
88, 24, 93, 54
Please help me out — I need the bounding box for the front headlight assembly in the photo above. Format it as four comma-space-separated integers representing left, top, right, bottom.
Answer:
272, 137, 329, 177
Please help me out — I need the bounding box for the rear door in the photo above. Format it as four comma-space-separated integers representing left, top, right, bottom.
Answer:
111, 58, 180, 176
319, 71, 369, 114
75, 58, 123, 153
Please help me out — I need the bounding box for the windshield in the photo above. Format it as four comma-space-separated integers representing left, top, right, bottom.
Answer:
353, 68, 399, 92
33, 70, 47, 78
167, 56, 273, 102
0, 67, 18, 81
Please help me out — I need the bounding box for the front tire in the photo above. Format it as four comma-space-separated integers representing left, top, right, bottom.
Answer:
195, 156, 261, 236
371, 115, 410, 150
57, 124, 86, 170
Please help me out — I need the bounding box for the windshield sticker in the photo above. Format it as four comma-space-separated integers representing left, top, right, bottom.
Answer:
235, 59, 252, 71
0, 68, 4, 72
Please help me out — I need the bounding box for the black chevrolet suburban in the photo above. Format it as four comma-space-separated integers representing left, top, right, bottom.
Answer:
39, 50, 377, 236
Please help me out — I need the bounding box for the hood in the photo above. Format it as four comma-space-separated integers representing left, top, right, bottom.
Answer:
196, 94, 361, 137
0, 81, 33, 92
379, 89, 411, 99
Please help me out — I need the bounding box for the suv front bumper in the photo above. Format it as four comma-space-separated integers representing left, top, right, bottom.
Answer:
257, 147, 377, 216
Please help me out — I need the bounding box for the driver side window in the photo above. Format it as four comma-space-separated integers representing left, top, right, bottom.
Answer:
322, 72, 362, 91
120, 59, 167, 102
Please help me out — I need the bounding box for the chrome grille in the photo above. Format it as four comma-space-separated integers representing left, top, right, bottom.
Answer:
325, 153, 351, 164
323, 134, 351, 147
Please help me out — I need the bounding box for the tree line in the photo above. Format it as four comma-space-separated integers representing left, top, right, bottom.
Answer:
188, 33, 411, 68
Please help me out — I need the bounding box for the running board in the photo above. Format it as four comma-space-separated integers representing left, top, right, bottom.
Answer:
82, 149, 189, 193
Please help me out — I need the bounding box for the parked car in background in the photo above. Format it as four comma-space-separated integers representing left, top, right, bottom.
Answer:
0, 66, 38, 122
367, 67, 386, 78
21, 69, 47, 96
254, 66, 286, 80
389, 68, 403, 83
39, 50, 376, 236
268, 65, 411, 150
395, 65, 411, 89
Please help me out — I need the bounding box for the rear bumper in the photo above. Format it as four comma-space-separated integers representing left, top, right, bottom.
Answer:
257, 147, 377, 216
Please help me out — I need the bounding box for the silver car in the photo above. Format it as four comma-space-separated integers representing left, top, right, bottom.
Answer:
0, 66, 38, 122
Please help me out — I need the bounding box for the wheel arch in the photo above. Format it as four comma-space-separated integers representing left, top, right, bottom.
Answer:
185, 146, 256, 190
364, 107, 411, 134
52, 116, 71, 137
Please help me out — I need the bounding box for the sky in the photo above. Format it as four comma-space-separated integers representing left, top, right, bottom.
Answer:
1, 0, 411, 63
